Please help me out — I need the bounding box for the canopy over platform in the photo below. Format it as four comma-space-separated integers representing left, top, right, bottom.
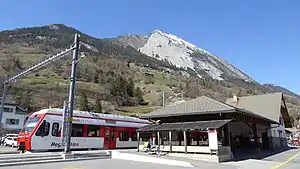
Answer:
137, 119, 232, 132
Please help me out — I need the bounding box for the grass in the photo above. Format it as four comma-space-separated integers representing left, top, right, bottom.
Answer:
122, 106, 158, 114
22, 76, 65, 86
112, 105, 159, 117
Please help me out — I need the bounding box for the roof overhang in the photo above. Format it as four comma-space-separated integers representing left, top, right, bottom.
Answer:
137, 119, 232, 132
140, 109, 236, 119
235, 107, 279, 125
281, 95, 292, 128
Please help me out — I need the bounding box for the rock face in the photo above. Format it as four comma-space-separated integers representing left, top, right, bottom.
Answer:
110, 34, 149, 50
138, 30, 254, 82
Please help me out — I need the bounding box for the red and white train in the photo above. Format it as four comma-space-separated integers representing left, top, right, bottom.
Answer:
17, 108, 151, 152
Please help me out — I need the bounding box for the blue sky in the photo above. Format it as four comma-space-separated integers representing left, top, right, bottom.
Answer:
1, 0, 300, 94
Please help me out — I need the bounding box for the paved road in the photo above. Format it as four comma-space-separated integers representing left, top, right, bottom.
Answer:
0, 159, 196, 169
0, 147, 298, 169
274, 149, 300, 169
224, 148, 300, 169
0, 146, 18, 153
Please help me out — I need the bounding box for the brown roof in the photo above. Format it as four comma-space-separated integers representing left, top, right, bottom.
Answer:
140, 96, 236, 118
225, 92, 291, 127
140, 96, 278, 124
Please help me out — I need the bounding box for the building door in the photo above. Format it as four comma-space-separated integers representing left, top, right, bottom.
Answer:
104, 127, 116, 149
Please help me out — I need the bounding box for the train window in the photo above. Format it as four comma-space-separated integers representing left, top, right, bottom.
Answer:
52, 123, 59, 137
71, 123, 84, 137
35, 122, 50, 136
131, 132, 137, 141
119, 131, 129, 141
88, 125, 100, 137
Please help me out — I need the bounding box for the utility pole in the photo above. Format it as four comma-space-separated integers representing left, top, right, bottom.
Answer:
0, 42, 76, 129
62, 101, 68, 147
64, 33, 80, 153
0, 84, 8, 127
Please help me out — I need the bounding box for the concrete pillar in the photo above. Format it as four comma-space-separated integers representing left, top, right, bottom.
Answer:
137, 132, 140, 152
169, 131, 172, 152
157, 131, 160, 146
183, 130, 187, 154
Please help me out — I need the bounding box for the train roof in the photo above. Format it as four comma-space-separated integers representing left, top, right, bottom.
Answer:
32, 108, 151, 124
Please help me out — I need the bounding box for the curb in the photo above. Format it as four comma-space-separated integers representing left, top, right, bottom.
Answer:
0, 152, 19, 155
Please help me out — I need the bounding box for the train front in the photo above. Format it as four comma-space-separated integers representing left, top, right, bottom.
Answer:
17, 115, 42, 152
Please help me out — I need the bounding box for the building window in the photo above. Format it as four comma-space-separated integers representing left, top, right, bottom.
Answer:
131, 132, 137, 141
6, 119, 19, 125
87, 125, 100, 137
71, 123, 84, 137
52, 123, 59, 137
119, 131, 129, 141
4, 108, 13, 113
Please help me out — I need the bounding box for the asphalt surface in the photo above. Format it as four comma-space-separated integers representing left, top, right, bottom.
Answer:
0, 146, 18, 154
0, 159, 194, 169
0, 146, 298, 168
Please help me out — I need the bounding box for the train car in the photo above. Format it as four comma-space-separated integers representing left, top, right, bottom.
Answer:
17, 108, 151, 152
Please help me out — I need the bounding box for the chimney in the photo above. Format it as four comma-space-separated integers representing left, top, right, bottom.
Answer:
233, 95, 239, 106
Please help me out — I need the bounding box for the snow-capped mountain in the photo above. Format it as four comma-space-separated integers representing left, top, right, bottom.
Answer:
137, 30, 254, 82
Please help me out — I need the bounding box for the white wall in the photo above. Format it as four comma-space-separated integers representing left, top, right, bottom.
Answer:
267, 117, 286, 138
1, 104, 27, 130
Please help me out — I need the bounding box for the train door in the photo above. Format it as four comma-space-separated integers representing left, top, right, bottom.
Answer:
104, 127, 116, 149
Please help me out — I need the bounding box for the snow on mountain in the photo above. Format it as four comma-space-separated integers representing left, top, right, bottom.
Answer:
139, 30, 254, 82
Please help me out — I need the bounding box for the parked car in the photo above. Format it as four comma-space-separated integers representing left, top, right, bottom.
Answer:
1, 134, 18, 145
4, 137, 18, 147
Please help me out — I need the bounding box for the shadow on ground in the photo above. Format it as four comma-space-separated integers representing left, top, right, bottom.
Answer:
232, 147, 297, 161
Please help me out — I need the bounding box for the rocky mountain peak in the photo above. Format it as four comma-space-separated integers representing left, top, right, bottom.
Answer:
139, 30, 254, 82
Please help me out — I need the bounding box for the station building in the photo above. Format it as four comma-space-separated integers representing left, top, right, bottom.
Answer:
136, 93, 291, 163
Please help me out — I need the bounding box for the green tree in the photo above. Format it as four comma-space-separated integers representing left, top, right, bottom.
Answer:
127, 78, 134, 97
23, 91, 34, 113
110, 75, 128, 97
94, 97, 102, 113
78, 92, 89, 111
134, 87, 144, 103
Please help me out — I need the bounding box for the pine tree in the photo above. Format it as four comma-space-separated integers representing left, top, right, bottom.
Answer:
78, 92, 89, 111
134, 87, 144, 103
94, 97, 102, 113
23, 91, 34, 113
127, 78, 134, 97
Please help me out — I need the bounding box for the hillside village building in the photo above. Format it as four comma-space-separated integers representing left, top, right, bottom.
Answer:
136, 93, 291, 163
0, 102, 28, 132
